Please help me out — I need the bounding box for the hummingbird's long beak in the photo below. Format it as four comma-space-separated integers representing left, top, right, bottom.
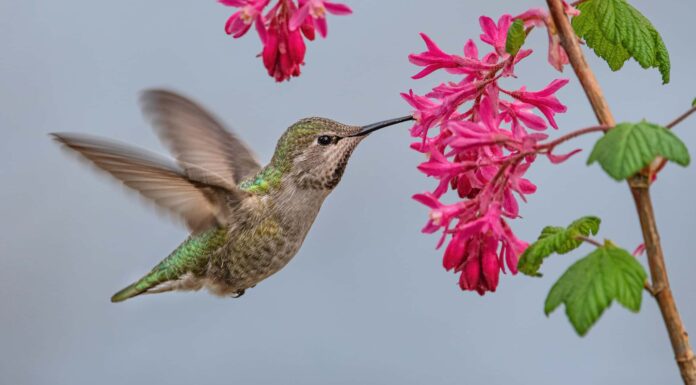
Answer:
348, 115, 415, 137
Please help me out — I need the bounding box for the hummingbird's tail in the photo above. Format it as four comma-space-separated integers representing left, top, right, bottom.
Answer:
111, 284, 141, 303
110, 263, 184, 302
111, 276, 159, 303
110, 228, 228, 303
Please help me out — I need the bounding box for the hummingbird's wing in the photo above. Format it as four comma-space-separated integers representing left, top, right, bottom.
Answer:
52, 133, 247, 233
141, 89, 262, 186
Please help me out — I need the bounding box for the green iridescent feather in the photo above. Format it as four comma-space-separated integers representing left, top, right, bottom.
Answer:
110, 227, 228, 302
239, 166, 283, 194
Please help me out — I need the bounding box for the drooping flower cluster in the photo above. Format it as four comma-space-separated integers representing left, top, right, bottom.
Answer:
514, 3, 580, 71
404, 8, 578, 295
220, 0, 351, 81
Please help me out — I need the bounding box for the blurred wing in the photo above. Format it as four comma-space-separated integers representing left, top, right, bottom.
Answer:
141, 89, 262, 186
52, 133, 244, 233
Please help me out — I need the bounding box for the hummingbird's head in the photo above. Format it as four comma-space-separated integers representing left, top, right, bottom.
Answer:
271, 115, 412, 190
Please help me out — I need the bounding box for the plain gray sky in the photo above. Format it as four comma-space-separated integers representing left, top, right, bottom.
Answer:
1, 0, 695, 384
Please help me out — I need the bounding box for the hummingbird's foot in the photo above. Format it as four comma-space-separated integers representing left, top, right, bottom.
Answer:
231, 290, 245, 298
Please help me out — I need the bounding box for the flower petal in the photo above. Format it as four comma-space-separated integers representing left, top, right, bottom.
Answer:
324, 1, 352, 15
289, 4, 310, 31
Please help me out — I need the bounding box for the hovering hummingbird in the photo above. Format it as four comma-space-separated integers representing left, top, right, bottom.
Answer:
52, 90, 412, 302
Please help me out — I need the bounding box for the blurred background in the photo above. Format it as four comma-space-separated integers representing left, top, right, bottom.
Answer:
1, 0, 694, 384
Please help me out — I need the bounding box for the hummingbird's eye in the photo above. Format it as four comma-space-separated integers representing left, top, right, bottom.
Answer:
317, 135, 333, 146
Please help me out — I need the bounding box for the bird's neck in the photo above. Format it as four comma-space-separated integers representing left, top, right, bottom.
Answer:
238, 164, 285, 194
271, 173, 328, 222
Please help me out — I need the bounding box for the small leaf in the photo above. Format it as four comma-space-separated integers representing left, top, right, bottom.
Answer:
568, 216, 601, 240
692, 98, 696, 107
518, 216, 601, 277
505, 19, 526, 56
572, 0, 671, 84
544, 243, 647, 336
587, 121, 690, 180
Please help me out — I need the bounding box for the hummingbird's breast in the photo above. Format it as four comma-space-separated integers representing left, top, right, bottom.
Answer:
204, 188, 324, 296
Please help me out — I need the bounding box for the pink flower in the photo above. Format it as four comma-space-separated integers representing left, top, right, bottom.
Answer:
262, 1, 308, 81
479, 15, 513, 56
401, 89, 445, 139
563, 0, 580, 17
405, 12, 569, 295
417, 144, 489, 197
546, 25, 570, 72
506, 79, 569, 129
412, 192, 468, 234
501, 100, 548, 137
289, 0, 352, 38
408, 34, 498, 80
221, 0, 270, 39
446, 204, 526, 294
219, 0, 352, 81
514, 2, 579, 71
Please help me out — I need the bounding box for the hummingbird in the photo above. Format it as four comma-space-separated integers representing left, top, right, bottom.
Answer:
52, 90, 412, 303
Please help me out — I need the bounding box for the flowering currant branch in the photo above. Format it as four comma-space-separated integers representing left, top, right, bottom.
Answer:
404, 0, 694, 381
219, 0, 351, 81
545, 0, 696, 383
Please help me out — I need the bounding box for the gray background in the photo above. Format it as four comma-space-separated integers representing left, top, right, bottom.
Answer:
1, 0, 694, 384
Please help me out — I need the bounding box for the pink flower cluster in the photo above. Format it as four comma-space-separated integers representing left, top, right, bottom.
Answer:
404, 11, 576, 295
220, 0, 351, 82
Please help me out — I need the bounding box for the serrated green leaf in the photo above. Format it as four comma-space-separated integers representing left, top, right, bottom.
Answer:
568, 216, 601, 239
572, 0, 671, 84
505, 19, 526, 56
587, 121, 690, 180
544, 244, 647, 336
518, 216, 601, 277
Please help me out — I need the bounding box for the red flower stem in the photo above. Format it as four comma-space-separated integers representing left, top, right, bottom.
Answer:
547, 0, 696, 383
575, 235, 601, 248
537, 125, 609, 152
666, 105, 696, 129
652, 105, 696, 174
470, 70, 507, 120
456, 138, 521, 150
485, 151, 531, 201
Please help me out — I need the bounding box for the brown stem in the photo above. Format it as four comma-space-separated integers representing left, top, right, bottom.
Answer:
644, 281, 657, 297
575, 235, 602, 248
667, 105, 696, 129
630, 184, 696, 381
546, 0, 696, 383
652, 105, 696, 174
538, 125, 609, 151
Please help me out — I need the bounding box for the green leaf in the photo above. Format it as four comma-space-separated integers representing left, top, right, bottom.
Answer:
518, 216, 601, 277
544, 243, 647, 336
587, 121, 690, 180
505, 19, 526, 56
572, 0, 671, 84
692, 98, 696, 107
